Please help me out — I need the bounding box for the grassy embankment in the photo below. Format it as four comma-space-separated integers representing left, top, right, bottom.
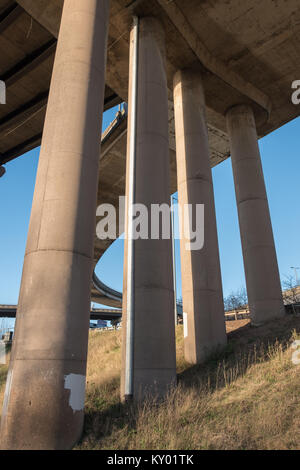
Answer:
1, 316, 300, 450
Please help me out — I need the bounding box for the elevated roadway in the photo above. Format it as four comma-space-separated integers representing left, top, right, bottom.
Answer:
1, 0, 300, 309
0, 304, 123, 321
1, 0, 300, 449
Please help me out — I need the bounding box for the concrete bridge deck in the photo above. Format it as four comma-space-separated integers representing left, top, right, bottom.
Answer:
1, 0, 299, 164
1, 0, 299, 307
0, 0, 299, 450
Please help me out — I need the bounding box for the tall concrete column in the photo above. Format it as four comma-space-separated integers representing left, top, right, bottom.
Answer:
173, 70, 227, 364
226, 104, 284, 325
121, 17, 176, 400
0, 0, 110, 450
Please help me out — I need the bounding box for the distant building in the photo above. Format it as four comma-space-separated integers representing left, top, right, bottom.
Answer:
97, 320, 107, 329
2, 331, 13, 343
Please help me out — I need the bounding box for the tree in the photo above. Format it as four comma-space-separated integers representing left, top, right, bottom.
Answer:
224, 287, 248, 316
282, 275, 300, 306
111, 319, 121, 330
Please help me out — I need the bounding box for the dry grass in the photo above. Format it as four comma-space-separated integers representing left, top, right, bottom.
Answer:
78, 315, 300, 450
1, 316, 300, 450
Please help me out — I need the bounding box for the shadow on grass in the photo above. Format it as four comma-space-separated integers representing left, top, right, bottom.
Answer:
180, 315, 300, 389
78, 315, 300, 449
79, 379, 141, 450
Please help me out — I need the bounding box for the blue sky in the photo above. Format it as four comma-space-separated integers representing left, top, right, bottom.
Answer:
0, 109, 299, 315
96, 114, 300, 302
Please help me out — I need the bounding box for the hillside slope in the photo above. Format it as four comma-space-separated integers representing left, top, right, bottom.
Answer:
1, 316, 300, 450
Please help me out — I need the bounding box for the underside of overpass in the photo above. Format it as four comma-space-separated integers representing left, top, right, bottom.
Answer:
1, 0, 299, 305
0, 0, 299, 450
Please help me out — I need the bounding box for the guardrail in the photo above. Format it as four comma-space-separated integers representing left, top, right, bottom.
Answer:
225, 309, 250, 321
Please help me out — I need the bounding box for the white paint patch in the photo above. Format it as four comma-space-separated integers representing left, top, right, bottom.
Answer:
183, 312, 188, 338
64, 374, 86, 413
291, 340, 300, 365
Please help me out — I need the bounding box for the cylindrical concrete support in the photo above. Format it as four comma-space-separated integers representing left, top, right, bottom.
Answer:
121, 17, 176, 400
0, 0, 110, 450
226, 104, 284, 325
173, 69, 227, 364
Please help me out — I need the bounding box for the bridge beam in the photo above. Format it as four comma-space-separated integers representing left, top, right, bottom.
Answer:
173, 69, 227, 364
226, 104, 285, 325
121, 17, 176, 400
0, 0, 110, 450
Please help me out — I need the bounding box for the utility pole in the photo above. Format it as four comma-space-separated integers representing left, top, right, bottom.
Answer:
291, 267, 300, 286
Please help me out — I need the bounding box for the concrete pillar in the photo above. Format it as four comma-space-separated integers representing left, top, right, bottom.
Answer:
173, 70, 227, 364
121, 17, 176, 400
0, 0, 110, 450
226, 104, 284, 325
